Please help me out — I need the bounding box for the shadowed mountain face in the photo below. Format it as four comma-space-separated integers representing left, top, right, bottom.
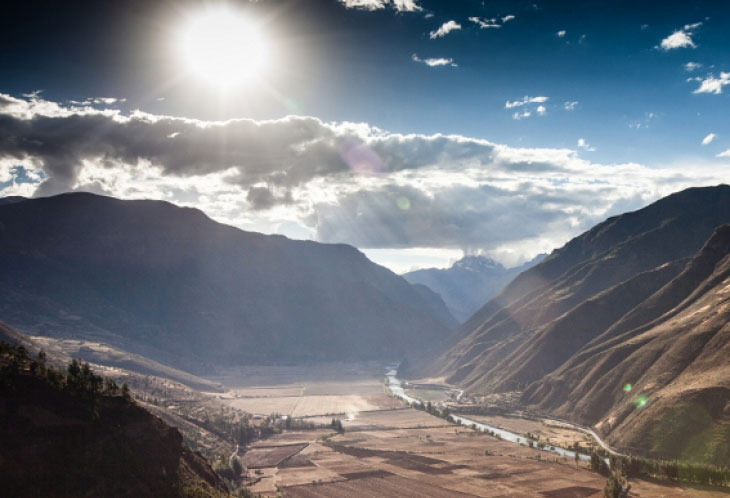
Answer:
0, 193, 450, 369
0, 338, 229, 498
403, 254, 545, 323
423, 184, 730, 463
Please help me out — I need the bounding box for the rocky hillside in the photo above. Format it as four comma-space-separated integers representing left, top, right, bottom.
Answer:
404, 254, 545, 323
0, 340, 229, 497
0, 193, 451, 369
430, 185, 730, 393
421, 185, 730, 464
522, 225, 730, 465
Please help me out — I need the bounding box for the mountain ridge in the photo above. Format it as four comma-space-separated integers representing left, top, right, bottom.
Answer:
403, 253, 545, 323
0, 192, 451, 369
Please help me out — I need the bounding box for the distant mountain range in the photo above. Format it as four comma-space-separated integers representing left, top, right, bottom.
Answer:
403, 254, 546, 323
0, 193, 452, 370
421, 184, 730, 464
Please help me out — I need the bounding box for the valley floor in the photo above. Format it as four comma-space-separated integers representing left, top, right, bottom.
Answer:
207, 363, 728, 497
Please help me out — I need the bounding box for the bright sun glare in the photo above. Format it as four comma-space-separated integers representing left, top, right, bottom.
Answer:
179, 7, 267, 89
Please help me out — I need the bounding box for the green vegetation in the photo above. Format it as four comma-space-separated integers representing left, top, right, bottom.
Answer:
0, 343, 128, 407
603, 467, 630, 498
588, 450, 730, 488
331, 418, 344, 433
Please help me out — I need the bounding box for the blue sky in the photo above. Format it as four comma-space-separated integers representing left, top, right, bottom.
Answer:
2, 0, 730, 271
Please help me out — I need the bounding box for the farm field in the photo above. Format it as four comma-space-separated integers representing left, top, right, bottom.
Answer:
225, 364, 728, 498
242, 407, 728, 497
212, 363, 401, 417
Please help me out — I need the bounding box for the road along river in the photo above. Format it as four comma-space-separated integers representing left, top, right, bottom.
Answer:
387, 367, 611, 463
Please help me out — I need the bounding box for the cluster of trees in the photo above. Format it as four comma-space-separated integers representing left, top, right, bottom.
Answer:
615, 454, 728, 487
603, 467, 630, 498
330, 418, 344, 433
414, 399, 454, 423
589, 451, 730, 489
0, 343, 130, 405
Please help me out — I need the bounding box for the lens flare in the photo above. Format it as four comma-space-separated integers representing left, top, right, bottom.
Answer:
397, 197, 411, 210
623, 383, 632, 393
634, 394, 648, 408
338, 139, 384, 175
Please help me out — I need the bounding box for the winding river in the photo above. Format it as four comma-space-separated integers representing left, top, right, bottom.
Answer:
387, 367, 595, 463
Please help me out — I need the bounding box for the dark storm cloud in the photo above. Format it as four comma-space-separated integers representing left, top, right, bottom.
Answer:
0, 93, 506, 197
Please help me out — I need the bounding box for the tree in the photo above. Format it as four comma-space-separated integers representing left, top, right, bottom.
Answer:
604, 468, 630, 498
231, 456, 243, 478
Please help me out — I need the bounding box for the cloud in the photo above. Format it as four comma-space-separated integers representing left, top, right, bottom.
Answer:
693, 72, 730, 94
685, 62, 703, 72
412, 53, 456, 67
629, 112, 656, 129
659, 22, 701, 50
563, 101, 579, 111
505, 96, 548, 109
557, 30, 566, 38
469, 16, 514, 29
577, 138, 596, 151
506, 96, 547, 119
2, 92, 730, 265
702, 133, 717, 145
337, 0, 421, 12
430, 20, 461, 39
717, 149, 730, 158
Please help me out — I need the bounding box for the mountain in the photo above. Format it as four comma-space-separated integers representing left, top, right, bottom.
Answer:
419, 184, 730, 463
0, 193, 450, 369
409, 284, 459, 329
0, 339, 229, 497
523, 225, 730, 464
403, 254, 545, 323
428, 185, 730, 393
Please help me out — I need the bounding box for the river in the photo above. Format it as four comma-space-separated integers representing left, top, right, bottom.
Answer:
386, 367, 593, 463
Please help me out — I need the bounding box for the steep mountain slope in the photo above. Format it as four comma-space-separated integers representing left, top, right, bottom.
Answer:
430, 185, 730, 393
0, 341, 229, 497
409, 284, 458, 329
404, 254, 545, 323
523, 226, 730, 464
0, 193, 449, 368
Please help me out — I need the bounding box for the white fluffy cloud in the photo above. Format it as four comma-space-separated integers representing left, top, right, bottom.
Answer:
506, 96, 548, 119
505, 96, 548, 109
412, 54, 456, 67
718, 150, 730, 158
563, 101, 579, 111
1, 92, 729, 267
430, 20, 461, 39
659, 22, 701, 50
338, 0, 421, 11
557, 30, 566, 38
702, 133, 717, 145
577, 138, 596, 151
469, 15, 515, 29
684, 62, 703, 72
693, 72, 730, 94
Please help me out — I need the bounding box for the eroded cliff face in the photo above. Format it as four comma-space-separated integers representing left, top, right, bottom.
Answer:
0, 341, 228, 498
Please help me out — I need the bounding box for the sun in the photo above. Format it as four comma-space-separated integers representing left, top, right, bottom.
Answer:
178, 7, 268, 89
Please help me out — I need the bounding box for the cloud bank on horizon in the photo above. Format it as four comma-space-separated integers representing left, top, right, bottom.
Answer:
2, 92, 730, 270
